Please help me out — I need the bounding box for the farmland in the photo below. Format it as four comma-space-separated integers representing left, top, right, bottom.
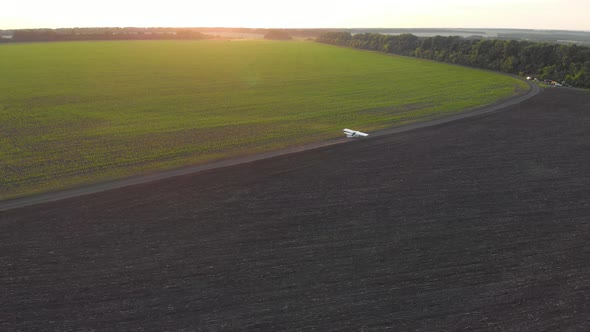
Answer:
2, 88, 590, 330
0, 40, 527, 199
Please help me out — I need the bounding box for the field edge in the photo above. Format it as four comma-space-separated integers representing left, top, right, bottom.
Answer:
0, 79, 538, 211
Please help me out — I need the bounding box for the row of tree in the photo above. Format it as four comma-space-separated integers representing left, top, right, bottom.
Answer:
0, 27, 339, 43
5, 28, 208, 42
316, 32, 590, 89
264, 30, 292, 40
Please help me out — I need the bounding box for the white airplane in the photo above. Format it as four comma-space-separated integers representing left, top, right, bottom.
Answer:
343, 128, 369, 138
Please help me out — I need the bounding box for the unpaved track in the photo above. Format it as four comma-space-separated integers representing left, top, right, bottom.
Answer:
0, 81, 539, 211
6, 86, 590, 331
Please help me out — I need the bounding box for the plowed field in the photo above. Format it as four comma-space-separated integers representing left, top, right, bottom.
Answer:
2, 88, 590, 330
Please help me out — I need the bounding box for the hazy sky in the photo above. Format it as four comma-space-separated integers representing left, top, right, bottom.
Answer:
2, 0, 589, 31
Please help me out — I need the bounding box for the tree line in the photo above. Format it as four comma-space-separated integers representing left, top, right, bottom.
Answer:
264, 29, 292, 40
316, 32, 590, 89
3, 28, 208, 43
0, 27, 336, 44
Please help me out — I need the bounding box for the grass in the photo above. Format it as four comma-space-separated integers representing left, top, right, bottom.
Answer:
0, 40, 528, 199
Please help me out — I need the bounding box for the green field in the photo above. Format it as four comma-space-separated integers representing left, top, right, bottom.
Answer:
0, 40, 528, 199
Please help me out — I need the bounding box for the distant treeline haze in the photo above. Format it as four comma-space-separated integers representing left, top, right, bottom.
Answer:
1, 28, 324, 42
317, 32, 590, 89
6, 28, 208, 41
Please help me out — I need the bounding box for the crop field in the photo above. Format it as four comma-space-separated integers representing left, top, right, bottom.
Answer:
0, 40, 527, 199
2, 88, 590, 330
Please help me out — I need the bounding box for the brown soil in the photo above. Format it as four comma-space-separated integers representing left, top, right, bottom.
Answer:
2, 87, 590, 330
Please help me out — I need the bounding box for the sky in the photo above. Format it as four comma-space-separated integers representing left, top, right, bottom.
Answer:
1, 0, 589, 31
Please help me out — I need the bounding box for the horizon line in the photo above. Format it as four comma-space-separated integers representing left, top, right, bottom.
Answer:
1, 26, 590, 33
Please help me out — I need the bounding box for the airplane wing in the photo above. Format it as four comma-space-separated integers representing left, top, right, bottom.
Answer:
343, 128, 369, 138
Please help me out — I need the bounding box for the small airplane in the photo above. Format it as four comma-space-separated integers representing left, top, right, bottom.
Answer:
343, 128, 369, 138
